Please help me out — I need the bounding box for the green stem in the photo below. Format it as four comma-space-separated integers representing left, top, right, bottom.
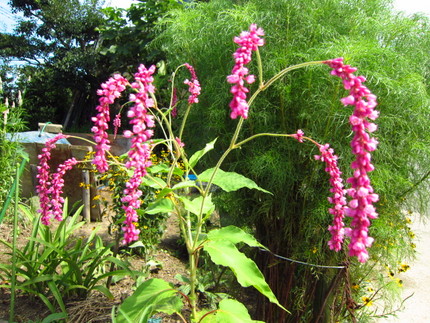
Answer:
262, 60, 324, 91
189, 251, 198, 319
256, 48, 264, 87
178, 103, 191, 140
9, 163, 20, 323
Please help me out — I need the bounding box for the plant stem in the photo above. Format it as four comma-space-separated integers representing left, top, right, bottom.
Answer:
185, 60, 325, 319
9, 163, 20, 322
178, 104, 191, 140
189, 251, 198, 319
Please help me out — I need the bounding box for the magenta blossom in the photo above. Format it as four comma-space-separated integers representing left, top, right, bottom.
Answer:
175, 137, 185, 148
92, 74, 129, 173
315, 144, 347, 252
227, 24, 265, 119
50, 158, 78, 222
121, 64, 156, 244
324, 57, 379, 263
292, 129, 305, 143
184, 63, 201, 104
113, 113, 121, 138
36, 134, 76, 225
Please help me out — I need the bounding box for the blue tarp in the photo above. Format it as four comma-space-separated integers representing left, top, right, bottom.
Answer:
5, 131, 71, 144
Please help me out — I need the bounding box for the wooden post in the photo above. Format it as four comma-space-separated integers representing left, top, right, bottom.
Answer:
82, 169, 91, 223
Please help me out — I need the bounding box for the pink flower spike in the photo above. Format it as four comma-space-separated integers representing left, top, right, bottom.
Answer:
184, 63, 201, 104
324, 58, 380, 262
121, 64, 157, 245
113, 113, 121, 138
36, 134, 69, 225
315, 143, 347, 252
50, 158, 78, 221
92, 74, 129, 173
227, 24, 265, 119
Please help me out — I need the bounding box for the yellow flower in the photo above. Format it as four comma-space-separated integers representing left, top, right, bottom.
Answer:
398, 263, 410, 273
351, 283, 360, 290
361, 296, 373, 307
395, 278, 403, 287
311, 246, 318, 254
93, 195, 101, 200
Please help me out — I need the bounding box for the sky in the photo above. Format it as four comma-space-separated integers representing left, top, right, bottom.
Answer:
1, 0, 430, 33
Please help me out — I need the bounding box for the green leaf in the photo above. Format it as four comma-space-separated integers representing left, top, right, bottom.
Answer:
47, 280, 67, 314
148, 163, 170, 174
116, 278, 183, 323
92, 284, 114, 299
128, 241, 145, 248
173, 167, 185, 176
189, 138, 217, 168
145, 198, 175, 215
203, 240, 286, 312
203, 299, 264, 323
178, 195, 215, 217
40, 312, 68, 323
156, 187, 173, 199
172, 180, 198, 190
141, 176, 167, 189
198, 168, 271, 194
207, 226, 267, 249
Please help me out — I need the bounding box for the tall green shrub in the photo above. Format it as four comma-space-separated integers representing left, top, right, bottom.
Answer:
155, 0, 430, 321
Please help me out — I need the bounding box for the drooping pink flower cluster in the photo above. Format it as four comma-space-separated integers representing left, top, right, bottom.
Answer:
315, 144, 347, 252
92, 74, 129, 173
184, 63, 201, 104
324, 57, 379, 263
113, 113, 121, 138
50, 158, 78, 221
227, 24, 265, 119
36, 134, 77, 225
121, 64, 156, 244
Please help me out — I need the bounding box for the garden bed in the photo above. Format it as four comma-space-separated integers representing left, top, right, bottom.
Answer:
0, 207, 189, 322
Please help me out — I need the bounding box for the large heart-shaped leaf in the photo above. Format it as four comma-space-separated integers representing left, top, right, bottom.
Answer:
198, 168, 271, 194
201, 299, 264, 323
178, 195, 215, 217
116, 278, 182, 323
207, 226, 266, 249
145, 198, 175, 215
189, 138, 217, 168
203, 238, 286, 311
